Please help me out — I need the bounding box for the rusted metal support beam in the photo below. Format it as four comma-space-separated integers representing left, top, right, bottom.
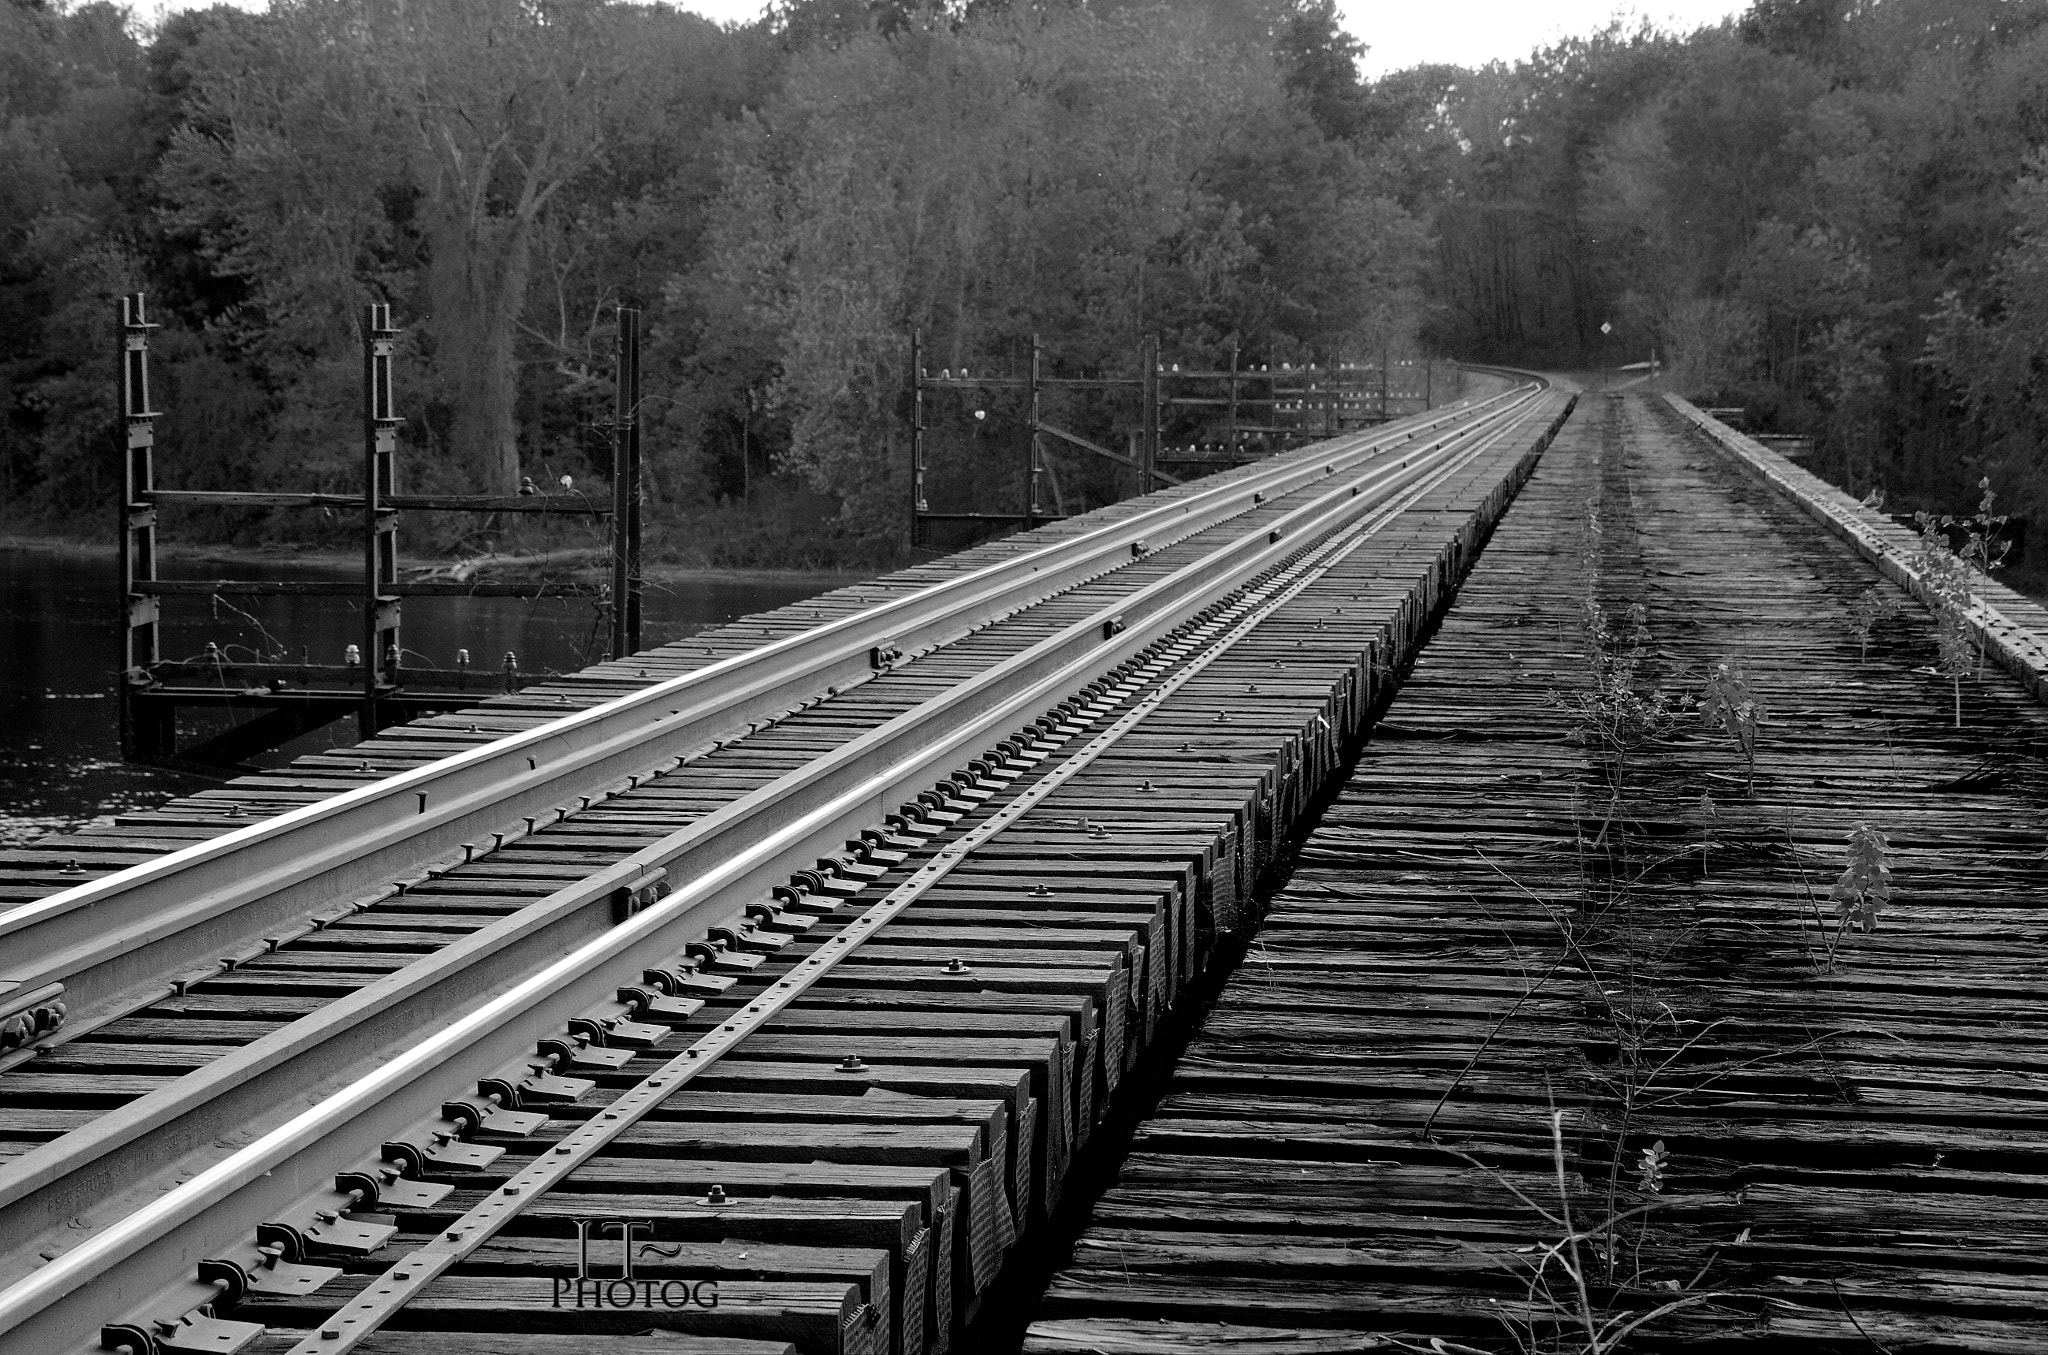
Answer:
134, 580, 603, 598
1227, 338, 1240, 456
1141, 334, 1160, 492
116, 293, 162, 763
910, 329, 927, 551
107, 295, 614, 770
1034, 421, 1184, 486
143, 659, 555, 688
610, 307, 643, 661
1026, 333, 1043, 527
362, 303, 402, 737
146, 490, 613, 514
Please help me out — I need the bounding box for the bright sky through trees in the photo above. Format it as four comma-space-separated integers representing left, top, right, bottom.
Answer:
1341, 0, 1748, 74
673, 0, 1750, 75
133, 0, 1750, 75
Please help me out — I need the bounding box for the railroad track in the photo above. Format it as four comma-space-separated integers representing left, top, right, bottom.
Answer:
1026, 391, 2048, 1353
0, 377, 1571, 1355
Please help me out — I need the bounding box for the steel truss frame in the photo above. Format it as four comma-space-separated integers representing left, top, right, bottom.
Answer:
115, 298, 648, 771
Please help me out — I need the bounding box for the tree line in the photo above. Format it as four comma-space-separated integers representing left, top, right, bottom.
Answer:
3, 0, 2045, 573
1408, 0, 2048, 580
0, 0, 1427, 564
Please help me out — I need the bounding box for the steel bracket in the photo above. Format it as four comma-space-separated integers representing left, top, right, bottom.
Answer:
157, 1311, 265, 1353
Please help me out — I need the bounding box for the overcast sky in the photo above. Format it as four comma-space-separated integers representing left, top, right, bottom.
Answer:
657, 0, 1749, 76
1351, 0, 1745, 73
133, 0, 1751, 73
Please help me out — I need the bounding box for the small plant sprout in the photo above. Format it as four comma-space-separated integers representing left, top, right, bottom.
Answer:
1907, 478, 2011, 725
1699, 659, 1765, 795
1636, 1140, 1669, 1195
1908, 523, 1978, 726
1961, 477, 2013, 576
1909, 478, 2011, 577
1932, 607, 1977, 727
1698, 792, 1718, 877
1555, 597, 1684, 847
1832, 823, 1893, 937
1451, 1111, 1726, 1353
1847, 586, 1901, 665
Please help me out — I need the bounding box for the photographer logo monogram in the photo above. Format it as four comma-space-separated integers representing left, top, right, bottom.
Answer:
551, 1219, 720, 1310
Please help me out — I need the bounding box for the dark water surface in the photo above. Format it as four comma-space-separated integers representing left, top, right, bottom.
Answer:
0, 547, 856, 845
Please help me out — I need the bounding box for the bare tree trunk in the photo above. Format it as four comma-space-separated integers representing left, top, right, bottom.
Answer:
429, 207, 535, 494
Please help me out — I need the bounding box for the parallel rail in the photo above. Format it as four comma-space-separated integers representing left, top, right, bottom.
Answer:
290, 386, 1566, 1355
0, 381, 1555, 1355
0, 385, 1527, 1042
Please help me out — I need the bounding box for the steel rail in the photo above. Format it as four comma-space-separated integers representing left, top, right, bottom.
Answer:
0, 388, 1528, 1044
0, 382, 1543, 1252
292, 382, 1557, 1355
0, 380, 1513, 1250
0, 387, 1551, 1355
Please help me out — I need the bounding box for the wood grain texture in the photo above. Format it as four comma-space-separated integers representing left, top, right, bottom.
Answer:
1027, 393, 2048, 1353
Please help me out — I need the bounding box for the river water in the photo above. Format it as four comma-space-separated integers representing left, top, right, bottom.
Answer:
0, 547, 856, 846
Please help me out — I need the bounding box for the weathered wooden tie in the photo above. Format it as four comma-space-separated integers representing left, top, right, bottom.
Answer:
3, 386, 1582, 1355
1026, 392, 2048, 1353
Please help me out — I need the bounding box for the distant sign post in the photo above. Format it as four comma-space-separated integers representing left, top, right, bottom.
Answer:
1600, 321, 1613, 389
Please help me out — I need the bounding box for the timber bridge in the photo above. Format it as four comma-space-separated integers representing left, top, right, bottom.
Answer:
6, 376, 2048, 1355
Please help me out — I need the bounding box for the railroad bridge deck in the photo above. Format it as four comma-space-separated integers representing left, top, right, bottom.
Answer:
1028, 393, 2048, 1353
3, 386, 2046, 1355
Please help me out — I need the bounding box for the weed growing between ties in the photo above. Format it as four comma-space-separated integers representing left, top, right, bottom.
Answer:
1905, 477, 2012, 728
1421, 1110, 1739, 1355
1847, 586, 1903, 665
1426, 452, 1903, 1352
1787, 823, 1896, 973
1419, 483, 1750, 1353
1550, 501, 1684, 857
1834, 825, 1894, 935
1697, 660, 1764, 796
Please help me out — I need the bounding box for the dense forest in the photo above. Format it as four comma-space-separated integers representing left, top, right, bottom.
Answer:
1423, 0, 2048, 581
2, 0, 2046, 573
